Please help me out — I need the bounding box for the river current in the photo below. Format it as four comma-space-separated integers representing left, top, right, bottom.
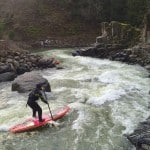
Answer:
0, 48, 150, 150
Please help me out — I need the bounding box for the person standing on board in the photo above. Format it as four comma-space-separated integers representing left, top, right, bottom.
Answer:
27, 84, 48, 122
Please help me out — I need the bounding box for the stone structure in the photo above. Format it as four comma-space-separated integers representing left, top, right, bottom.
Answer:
141, 12, 150, 44
96, 21, 141, 47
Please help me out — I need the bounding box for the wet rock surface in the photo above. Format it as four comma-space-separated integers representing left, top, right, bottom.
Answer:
0, 49, 57, 82
12, 72, 51, 93
126, 116, 150, 150
73, 43, 150, 71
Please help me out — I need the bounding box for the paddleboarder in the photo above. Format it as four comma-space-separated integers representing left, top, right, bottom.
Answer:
27, 84, 48, 122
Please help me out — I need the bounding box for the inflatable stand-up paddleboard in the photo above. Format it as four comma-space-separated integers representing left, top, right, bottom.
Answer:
9, 105, 70, 133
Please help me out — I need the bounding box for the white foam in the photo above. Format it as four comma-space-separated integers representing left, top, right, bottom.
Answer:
111, 100, 150, 135
76, 56, 112, 67
0, 49, 149, 149
0, 125, 9, 132
98, 70, 121, 84
87, 88, 126, 106
72, 111, 85, 132
72, 110, 91, 133
54, 87, 67, 92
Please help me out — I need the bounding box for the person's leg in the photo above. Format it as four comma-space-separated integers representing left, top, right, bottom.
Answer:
32, 109, 37, 118
34, 102, 43, 122
27, 101, 37, 118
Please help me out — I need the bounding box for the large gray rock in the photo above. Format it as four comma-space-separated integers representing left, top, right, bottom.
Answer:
0, 72, 17, 82
12, 72, 51, 93
0, 64, 13, 73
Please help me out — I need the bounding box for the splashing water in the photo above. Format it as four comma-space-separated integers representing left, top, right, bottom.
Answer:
0, 48, 149, 150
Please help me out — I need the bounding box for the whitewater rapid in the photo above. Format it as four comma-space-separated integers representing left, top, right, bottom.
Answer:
0, 48, 149, 150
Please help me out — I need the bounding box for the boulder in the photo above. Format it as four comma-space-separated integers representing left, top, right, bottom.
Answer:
0, 64, 13, 73
16, 64, 30, 75
12, 72, 51, 93
0, 72, 17, 82
145, 65, 150, 71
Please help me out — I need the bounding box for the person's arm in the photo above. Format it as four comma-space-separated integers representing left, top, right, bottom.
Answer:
39, 91, 48, 104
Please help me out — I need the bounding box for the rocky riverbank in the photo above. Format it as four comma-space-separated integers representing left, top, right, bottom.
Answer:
0, 48, 58, 82
72, 21, 150, 72
72, 43, 150, 72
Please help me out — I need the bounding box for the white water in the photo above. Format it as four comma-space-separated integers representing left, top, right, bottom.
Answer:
0, 48, 150, 150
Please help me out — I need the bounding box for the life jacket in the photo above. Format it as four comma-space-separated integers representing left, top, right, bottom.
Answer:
28, 89, 42, 102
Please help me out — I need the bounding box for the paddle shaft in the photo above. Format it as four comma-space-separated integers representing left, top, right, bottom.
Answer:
47, 103, 54, 120
41, 90, 54, 120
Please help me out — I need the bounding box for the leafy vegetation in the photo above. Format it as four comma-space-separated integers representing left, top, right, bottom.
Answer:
0, 0, 149, 41
24, 26, 43, 39
8, 31, 15, 40
0, 22, 5, 39
127, 0, 148, 26
63, 0, 148, 26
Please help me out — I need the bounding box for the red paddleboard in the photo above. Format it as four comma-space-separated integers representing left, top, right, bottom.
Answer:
9, 106, 70, 133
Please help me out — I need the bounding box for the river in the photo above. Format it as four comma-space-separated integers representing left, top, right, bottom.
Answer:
0, 48, 150, 150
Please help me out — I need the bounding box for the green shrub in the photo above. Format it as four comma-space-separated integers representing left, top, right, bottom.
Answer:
8, 31, 15, 40
0, 22, 5, 39
25, 26, 43, 38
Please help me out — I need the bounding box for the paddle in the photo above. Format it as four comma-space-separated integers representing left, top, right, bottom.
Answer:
47, 103, 54, 120
41, 88, 54, 120
47, 103, 59, 127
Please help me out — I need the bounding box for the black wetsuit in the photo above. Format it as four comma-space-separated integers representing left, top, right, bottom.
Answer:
27, 88, 48, 122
